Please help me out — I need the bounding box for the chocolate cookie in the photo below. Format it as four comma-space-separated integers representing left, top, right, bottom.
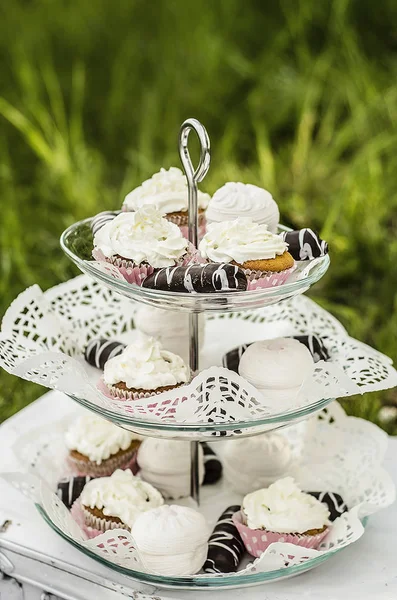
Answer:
84, 338, 126, 369
142, 264, 247, 293
90, 210, 121, 236
57, 476, 91, 509
204, 505, 245, 573
201, 442, 223, 485
280, 228, 328, 261
307, 491, 348, 521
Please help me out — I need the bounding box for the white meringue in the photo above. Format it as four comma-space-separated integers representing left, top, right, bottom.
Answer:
123, 167, 210, 214
65, 414, 141, 465
132, 504, 210, 576
206, 182, 280, 232
93, 205, 188, 268
238, 338, 313, 402
80, 469, 163, 529
134, 306, 205, 364
222, 433, 293, 494
137, 439, 204, 499
103, 337, 189, 391
242, 477, 330, 533
198, 218, 287, 264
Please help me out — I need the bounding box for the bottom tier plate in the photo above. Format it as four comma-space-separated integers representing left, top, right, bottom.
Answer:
1, 400, 394, 591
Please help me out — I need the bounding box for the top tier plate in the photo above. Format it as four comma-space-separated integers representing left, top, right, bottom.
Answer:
60, 219, 330, 313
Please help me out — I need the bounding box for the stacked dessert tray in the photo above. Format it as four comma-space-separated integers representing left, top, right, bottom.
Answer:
0, 118, 396, 592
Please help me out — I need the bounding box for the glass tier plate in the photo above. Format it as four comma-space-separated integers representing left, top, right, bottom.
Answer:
60, 218, 330, 312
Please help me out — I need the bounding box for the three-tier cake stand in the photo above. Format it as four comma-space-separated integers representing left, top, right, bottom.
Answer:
1, 118, 396, 592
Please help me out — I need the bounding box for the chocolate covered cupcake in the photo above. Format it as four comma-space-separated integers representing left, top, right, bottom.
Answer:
199, 218, 295, 290
101, 336, 190, 401
65, 414, 141, 477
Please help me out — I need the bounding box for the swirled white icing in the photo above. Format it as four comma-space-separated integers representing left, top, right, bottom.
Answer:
238, 338, 313, 390
206, 182, 279, 232
131, 505, 210, 576
243, 477, 330, 533
198, 218, 288, 264
103, 337, 189, 390
122, 167, 210, 213
93, 205, 188, 268
65, 414, 140, 464
223, 433, 292, 493
137, 439, 204, 499
80, 469, 164, 529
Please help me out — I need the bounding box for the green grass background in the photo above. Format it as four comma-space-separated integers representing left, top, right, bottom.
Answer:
0, 0, 396, 428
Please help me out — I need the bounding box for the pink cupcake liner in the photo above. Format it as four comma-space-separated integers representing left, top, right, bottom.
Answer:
232, 511, 329, 558
92, 249, 154, 285
245, 265, 296, 291
179, 223, 207, 241
71, 500, 128, 539
66, 448, 139, 478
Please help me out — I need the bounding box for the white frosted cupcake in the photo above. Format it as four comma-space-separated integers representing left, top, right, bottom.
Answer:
198, 218, 294, 290
101, 337, 190, 401
238, 338, 313, 404
132, 505, 210, 576
233, 477, 330, 557
92, 205, 191, 285
137, 438, 204, 499
206, 182, 279, 233
122, 167, 210, 237
134, 306, 205, 364
65, 414, 141, 477
223, 433, 292, 494
76, 469, 164, 534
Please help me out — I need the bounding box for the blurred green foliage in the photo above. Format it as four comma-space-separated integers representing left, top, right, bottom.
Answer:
0, 0, 396, 427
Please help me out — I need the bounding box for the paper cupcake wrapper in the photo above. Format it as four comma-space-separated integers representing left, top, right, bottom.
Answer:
97, 376, 186, 404
166, 212, 206, 227
245, 265, 296, 291
67, 448, 139, 478
92, 249, 154, 285
232, 511, 329, 558
71, 500, 129, 539
92, 244, 203, 284
179, 223, 207, 241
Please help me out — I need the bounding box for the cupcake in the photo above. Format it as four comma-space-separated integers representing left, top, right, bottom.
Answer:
222, 433, 292, 494
65, 413, 142, 477
74, 469, 163, 535
238, 338, 313, 404
122, 167, 210, 237
102, 336, 190, 401
198, 218, 295, 290
137, 439, 205, 499
134, 306, 205, 364
206, 182, 279, 233
233, 477, 330, 557
131, 505, 210, 576
92, 205, 191, 285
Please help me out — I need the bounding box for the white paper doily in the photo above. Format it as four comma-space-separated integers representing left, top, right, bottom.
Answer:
0, 275, 396, 438
1, 402, 394, 587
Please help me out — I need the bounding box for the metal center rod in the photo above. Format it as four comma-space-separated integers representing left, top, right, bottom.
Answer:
179, 118, 210, 505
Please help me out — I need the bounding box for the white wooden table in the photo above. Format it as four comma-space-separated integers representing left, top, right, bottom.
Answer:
0, 391, 396, 600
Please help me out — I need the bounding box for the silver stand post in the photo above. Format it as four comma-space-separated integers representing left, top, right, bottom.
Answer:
179, 118, 210, 505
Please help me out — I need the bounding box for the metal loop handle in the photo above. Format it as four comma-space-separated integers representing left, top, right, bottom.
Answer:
178, 118, 211, 249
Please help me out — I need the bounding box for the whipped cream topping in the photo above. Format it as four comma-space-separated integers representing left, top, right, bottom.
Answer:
132, 505, 209, 576
137, 439, 204, 499
198, 218, 288, 264
123, 167, 210, 213
103, 337, 189, 391
80, 469, 164, 529
238, 338, 313, 390
65, 414, 140, 464
93, 205, 188, 268
243, 477, 330, 533
223, 433, 292, 493
206, 182, 279, 232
